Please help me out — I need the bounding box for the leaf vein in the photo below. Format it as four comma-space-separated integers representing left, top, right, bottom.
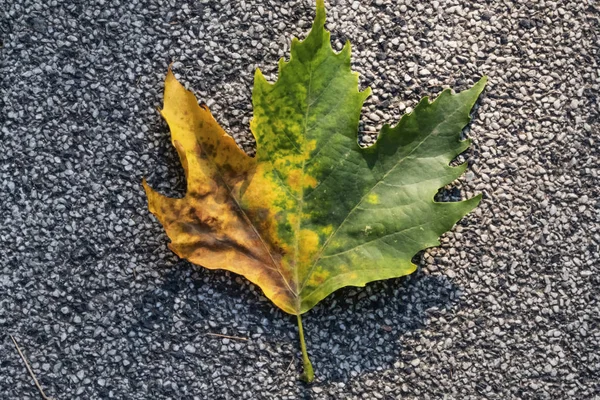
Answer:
299, 100, 465, 292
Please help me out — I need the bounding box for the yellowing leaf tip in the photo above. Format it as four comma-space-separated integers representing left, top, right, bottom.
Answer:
316, 0, 326, 15
165, 66, 176, 84
311, 0, 326, 31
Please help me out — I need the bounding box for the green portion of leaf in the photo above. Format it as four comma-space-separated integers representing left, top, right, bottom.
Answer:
296, 83, 485, 312
250, 1, 485, 313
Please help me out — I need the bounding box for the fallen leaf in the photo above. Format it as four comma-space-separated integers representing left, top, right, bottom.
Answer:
144, 0, 486, 382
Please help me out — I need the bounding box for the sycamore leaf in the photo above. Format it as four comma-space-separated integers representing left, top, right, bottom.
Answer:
144, 0, 485, 382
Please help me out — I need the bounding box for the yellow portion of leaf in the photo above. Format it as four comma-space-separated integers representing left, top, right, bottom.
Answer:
144, 70, 299, 314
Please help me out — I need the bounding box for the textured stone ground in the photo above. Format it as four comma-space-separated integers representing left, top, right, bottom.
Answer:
1, 0, 598, 399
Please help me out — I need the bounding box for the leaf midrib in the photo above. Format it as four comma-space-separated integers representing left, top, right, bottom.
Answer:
292, 61, 314, 310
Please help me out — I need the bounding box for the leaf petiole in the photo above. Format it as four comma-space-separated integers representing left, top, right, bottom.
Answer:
297, 314, 314, 383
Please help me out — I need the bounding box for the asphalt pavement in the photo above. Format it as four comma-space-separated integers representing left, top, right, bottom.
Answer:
1, 0, 599, 399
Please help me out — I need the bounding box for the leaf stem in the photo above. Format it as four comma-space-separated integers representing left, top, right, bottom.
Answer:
297, 314, 314, 383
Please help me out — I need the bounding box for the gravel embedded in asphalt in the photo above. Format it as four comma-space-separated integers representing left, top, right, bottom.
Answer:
1, 0, 599, 399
